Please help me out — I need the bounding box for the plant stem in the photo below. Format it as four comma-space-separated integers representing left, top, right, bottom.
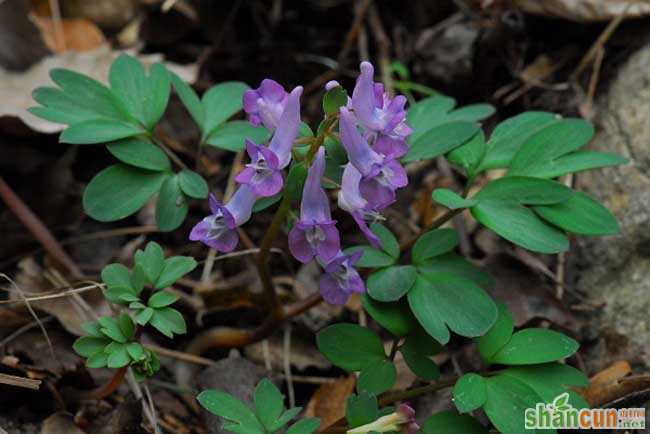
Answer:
77, 366, 128, 401
149, 134, 190, 171
0, 176, 83, 279
255, 191, 293, 318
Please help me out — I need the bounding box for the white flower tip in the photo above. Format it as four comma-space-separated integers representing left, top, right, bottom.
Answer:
360, 61, 374, 75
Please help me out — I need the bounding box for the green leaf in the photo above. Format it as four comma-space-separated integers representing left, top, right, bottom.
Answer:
501, 363, 589, 410
155, 256, 198, 288
148, 290, 180, 308
205, 121, 270, 152
471, 200, 569, 254
343, 245, 396, 268
60, 118, 143, 144
135, 241, 165, 284
83, 164, 167, 222
323, 85, 349, 114
117, 313, 135, 339
126, 342, 145, 361
99, 316, 127, 343
178, 169, 209, 199
156, 175, 188, 232
268, 407, 303, 432
403, 121, 480, 163
417, 253, 494, 288
81, 321, 104, 338
108, 54, 146, 121
474, 176, 573, 205
367, 265, 417, 302
107, 343, 131, 368
479, 111, 560, 171
197, 390, 266, 434
106, 137, 171, 171
346, 392, 379, 428
143, 63, 171, 130
135, 307, 154, 325
408, 273, 497, 344
316, 323, 385, 371
407, 95, 456, 144
412, 229, 459, 264
130, 265, 146, 295
285, 418, 320, 434
483, 375, 546, 434
49, 68, 130, 121
86, 352, 108, 368
149, 307, 187, 338
361, 295, 418, 337
253, 379, 284, 431
101, 263, 132, 289
447, 131, 486, 177
490, 328, 579, 365
170, 72, 205, 128
432, 189, 477, 210
357, 359, 396, 395
477, 302, 514, 363
73, 336, 109, 357
369, 223, 399, 258
453, 373, 487, 413
422, 411, 489, 434
105, 286, 137, 303
286, 162, 308, 202
252, 192, 282, 212
533, 191, 619, 235
524, 151, 628, 178
400, 329, 441, 380
202, 81, 249, 138
508, 118, 595, 176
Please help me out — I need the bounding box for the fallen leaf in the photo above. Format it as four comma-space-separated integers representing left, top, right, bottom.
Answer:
305, 376, 356, 429
582, 360, 632, 406
32, 15, 106, 53
0, 45, 197, 133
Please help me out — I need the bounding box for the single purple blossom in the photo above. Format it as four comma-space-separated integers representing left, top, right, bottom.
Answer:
288, 147, 340, 263
319, 251, 365, 305
338, 163, 383, 249
339, 107, 408, 209
243, 79, 288, 130
189, 186, 257, 252
346, 403, 419, 434
350, 62, 412, 159
235, 139, 284, 197
351, 61, 411, 137
236, 86, 303, 196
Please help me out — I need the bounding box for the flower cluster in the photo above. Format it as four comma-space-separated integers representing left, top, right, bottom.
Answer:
190, 61, 412, 305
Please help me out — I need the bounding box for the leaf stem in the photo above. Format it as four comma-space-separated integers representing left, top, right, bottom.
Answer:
149, 133, 190, 171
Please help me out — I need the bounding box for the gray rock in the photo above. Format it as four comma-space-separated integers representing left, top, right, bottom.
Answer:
576, 42, 650, 370
195, 355, 272, 434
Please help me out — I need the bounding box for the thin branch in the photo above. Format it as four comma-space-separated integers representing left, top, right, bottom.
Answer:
0, 176, 83, 278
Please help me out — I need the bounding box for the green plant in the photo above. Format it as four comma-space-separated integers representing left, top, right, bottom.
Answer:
72, 241, 196, 389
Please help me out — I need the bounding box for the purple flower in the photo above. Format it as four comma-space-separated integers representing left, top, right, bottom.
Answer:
268, 86, 303, 169
338, 163, 383, 249
351, 62, 411, 137
243, 79, 288, 130
189, 186, 257, 252
339, 107, 407, 210
288, 147, 340, 263
350, 61, 412, 159
319, 251, 365, 305
236, 86, 303, 196
235, 139, 284, 197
